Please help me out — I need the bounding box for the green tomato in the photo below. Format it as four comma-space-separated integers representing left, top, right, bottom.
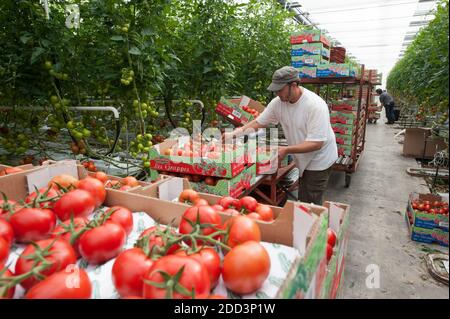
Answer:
143, 162, 150, 168
61, 98, 70, 106
137, 134, 143, 141
129, 70, 134, 77
17, 134, 26, 141
62, 74, 69, 81
44, 61, 52, 70
66, 121, 74, 129
82, 129, 91, 138
138, 143, 144, 150
121, 26, 128, 33
131, 152, 138, 157
141, 103, 148, 109
17, 147, 26, 154
146, 141, 153, 147
145, 133, 152, 140
50, 95, 58, 104
143, 147, 150, 153
73, 131, 83, 140
142, 110, 147, 117
133, 100, 139, 107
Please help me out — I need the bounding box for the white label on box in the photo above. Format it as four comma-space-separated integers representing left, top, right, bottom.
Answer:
293, 205, 316, 255
439, 221, 449, 228
444, 261, 449, 274
158, 177, 184, 201
26, 161, 78, 193
231, 109, 242, 119
329, 203, 345, 234
239, 96, 251, 107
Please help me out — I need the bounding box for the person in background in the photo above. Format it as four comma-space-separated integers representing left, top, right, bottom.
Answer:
376, 88, 396, 124
224, 66, 338, 205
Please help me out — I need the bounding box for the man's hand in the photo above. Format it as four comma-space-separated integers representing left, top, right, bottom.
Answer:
277, 146, 289, 164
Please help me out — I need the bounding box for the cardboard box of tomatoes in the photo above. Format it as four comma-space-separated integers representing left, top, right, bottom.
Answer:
148, 139, 248, 180
215, 96, 265, 127
405, 193, 448, 247
320, 202, 351, 299
0, 161, 331, 299
290, 30, 331, 47
0, 163, 41, 179
133, 177, 330, 298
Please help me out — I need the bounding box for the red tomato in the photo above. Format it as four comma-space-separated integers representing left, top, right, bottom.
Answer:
0, 199, 17, 220
223, 216, 261, 248
239, 196, 258, 213
77, 177, 106, 208
51, 217, 89, 258
178, 189, 200, 204
211, 204, 224, 212
222, 241, 270, 294
25, 268, 92, 299
424, 204, 431, 212
112, 248, 154, 298
255, 204, 274, 222
0, 167, 23, 176
204, 177, 217, 186
119, 185, 132, 191
193, 198, 209, 207
247, 212, 262, 220
217, 196, 241, 211
0, 219, 14, 246
123, 176, 139, 187
417, 203, 425, 211
0, 236, 9, 264
411, 202, 418, 210
223, 208, 240, 217
327, 228, 337, 247
9, 207, 56, 243
15, 238, 77, 290
25, 187, 60, 209
432, 201, 441, 208
79, 222, 126, 264
102, 206, 134, 235
94, 171, 108, 183
208, 294, 227, 299
143, 255, 210, 299
139, 225, 181, 256
326, 243, 333, 263
176, 247, 221, 288
48, 174, 79, 190
0, 265, 15, 299
179, 206, 222, 244
53, 189, 96, 221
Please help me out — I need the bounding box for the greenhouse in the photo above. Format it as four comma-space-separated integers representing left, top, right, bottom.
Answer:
0, 0, 448, 302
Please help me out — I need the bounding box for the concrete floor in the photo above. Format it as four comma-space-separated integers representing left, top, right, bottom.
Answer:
323, 116, 449, 299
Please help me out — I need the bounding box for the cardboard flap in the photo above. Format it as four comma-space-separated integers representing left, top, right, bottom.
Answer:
293, 204, 317, 254
329, 203, 345, 233
158, 177, 184, 201
26, 160, 78, 193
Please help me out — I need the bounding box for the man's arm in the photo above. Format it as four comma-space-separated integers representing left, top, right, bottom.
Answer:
278, 141, 324, 162
224, 119, 267, 139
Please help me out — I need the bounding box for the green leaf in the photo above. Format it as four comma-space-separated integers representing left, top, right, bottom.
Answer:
129, 46, 142, 55
20, 33, 32, 44
30, 47, 45, 64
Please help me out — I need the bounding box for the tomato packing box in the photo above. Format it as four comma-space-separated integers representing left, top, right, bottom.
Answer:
292, 55, 327, 68
321, 202, 351, 299
215, 95, 265, 127
405, 193, 449, 247
0, 163, 41, 180
1, 165, 329, 299
133, 177, 329, 298
291, 43, 330, 59
148, 138, 248, 180
256, 147, 289, 175
297, 66, 317, 79
290, 30, 331, 47
317, 63, 355, 78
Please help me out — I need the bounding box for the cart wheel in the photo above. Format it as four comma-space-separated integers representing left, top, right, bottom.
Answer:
345, 173, 351, 188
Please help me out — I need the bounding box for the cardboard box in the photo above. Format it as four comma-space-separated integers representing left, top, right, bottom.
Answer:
407, 193, 448, 231
330, 111, 357, 125
190, 164, 256, 197
292, 43, 330, 59
337, 145, 352, 157
148, 139, 247, 179
405, 212, 449, 247
256, 148, 289, 175
297, 66, 317, 78
290, 30, 331, 47
317, 63, 355, 77
0, 162, 333, 299
0, 163, 40, 179
335, 133, 355, 146
403, 128, 447, 158
332, 123, 356, 135
215, 96, 265, 127
292, 55, 327, 67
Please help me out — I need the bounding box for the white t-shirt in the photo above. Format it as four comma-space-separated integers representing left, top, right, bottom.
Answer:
257, 87, 338, 176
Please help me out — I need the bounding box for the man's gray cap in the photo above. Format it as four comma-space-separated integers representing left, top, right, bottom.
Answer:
267, 66, 300, 92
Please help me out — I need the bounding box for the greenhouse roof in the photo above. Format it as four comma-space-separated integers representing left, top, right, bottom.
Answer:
279, 0, 439, 86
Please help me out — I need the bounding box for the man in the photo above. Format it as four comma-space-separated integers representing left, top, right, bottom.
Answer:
224, 66, 338, 205
376, 88, 396, 124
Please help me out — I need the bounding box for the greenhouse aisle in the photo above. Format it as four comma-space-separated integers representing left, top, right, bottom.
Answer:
323, 114, 449, 299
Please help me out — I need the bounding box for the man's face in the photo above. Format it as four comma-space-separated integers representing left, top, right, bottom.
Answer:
276, 84, 291, 102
